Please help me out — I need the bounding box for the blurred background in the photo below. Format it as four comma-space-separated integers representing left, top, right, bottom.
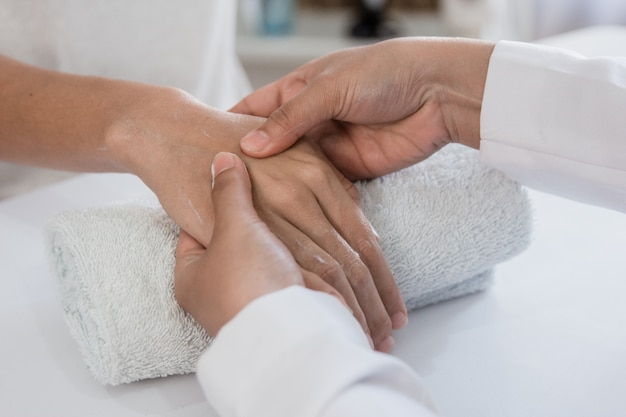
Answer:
238, 0, 626, 87
2, 0, 625, 200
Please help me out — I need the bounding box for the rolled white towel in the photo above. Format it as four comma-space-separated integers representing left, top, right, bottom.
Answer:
46, 144, 532, 385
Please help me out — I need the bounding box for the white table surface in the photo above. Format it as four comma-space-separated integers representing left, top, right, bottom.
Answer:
1, 26, 626, 417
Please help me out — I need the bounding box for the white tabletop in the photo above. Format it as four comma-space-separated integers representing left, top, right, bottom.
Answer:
1, 26, 626, 417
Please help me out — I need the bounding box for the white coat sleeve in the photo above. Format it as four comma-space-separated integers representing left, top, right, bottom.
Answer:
196, 286, 438, 417
479, 41, 626, 213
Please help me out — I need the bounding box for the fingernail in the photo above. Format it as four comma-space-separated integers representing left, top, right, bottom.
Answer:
378, 336, 395, 353
391, 311, 408, 329
366, 334, 375, 349
211, 152, 236, 188
241, 130, 270, 154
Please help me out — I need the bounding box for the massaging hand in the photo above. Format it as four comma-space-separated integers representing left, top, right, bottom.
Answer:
174, 152, 308, 335
0, 55, 403, 350
232, 38, 495, 180
111, 91, 404, 351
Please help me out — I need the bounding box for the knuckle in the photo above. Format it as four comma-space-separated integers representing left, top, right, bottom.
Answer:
284, 74, 308, 97
300, 160, 330, 184
277, 186, 309, 209
353, 236, 380, 263
305, 273, 345, 303
316, 260, 346, 286
269, 107, 291, 130
255, 180, 307, 211
369, 315, 393, 340
343, 181, 361, 204
343, 256, 370, 287
261, 187, 289, 207
269, 107, 300, 142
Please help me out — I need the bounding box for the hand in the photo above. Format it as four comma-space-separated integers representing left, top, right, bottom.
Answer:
107, 87, 248, 247
174, 152, 306, 335
232, 37, 495, 180
110, 90, 405, 351
0, 55, 405, 347
244, 139, 405, 351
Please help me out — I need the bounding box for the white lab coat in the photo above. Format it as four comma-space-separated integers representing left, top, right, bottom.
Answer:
196, 40, 626, 416
481, 41, 626, 213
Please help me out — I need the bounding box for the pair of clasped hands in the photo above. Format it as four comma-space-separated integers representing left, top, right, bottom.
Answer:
174, 38, 494, 350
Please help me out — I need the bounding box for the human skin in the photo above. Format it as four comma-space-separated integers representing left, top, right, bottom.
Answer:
0, 54, 405, 351
175, 152, 309, 336
233, 37, 495, 180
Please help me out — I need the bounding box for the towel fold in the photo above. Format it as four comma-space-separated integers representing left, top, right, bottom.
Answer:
46, 145, 532, 385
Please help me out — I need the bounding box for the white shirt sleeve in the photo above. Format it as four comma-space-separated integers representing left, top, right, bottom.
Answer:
479, 40, 626, 213
196, 286, 438, 417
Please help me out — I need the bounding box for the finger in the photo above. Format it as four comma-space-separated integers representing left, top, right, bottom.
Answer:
173, 229, 206, 309
337, 172, 361, 206
342, 208, 407, 330
230, 71, 309, 117
175, 230, 206, 268
261, 211, 372, 341
253, 152, 399, 349
300, 269, 348, 309
264, 180, 394, 349
324, 163, 408, 330
176, 229, 204, 254
299, 164, 407, 344
289, 209, 393, 349
334, 175, 381, 242
229, 81, 287, 117
239, 81, 337, 158
210, 152, 256, 227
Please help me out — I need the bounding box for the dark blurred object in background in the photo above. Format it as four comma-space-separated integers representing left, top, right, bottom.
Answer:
349, 0, 397, 38
298, 0, 438, 38
299, 0, 438, 11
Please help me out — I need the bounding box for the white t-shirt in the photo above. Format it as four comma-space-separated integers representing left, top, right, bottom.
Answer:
0, 0, 250, 109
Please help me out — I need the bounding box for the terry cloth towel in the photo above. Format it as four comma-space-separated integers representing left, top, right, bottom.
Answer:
46, 144, 533, 386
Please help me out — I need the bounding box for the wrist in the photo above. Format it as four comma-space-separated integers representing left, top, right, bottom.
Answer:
431, 39, 495, 150
104, 82, 263, 187
104, 82, 184, 175
105, 84, 238, 175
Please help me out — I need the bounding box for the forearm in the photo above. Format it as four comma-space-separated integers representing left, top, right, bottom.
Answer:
0, 52, 248, 243
0, 54, 124, 171
0, 54, 233, 174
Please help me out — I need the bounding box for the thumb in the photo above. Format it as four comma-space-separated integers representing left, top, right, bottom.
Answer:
210, 152, 255, 226
239, 85, 334, 158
